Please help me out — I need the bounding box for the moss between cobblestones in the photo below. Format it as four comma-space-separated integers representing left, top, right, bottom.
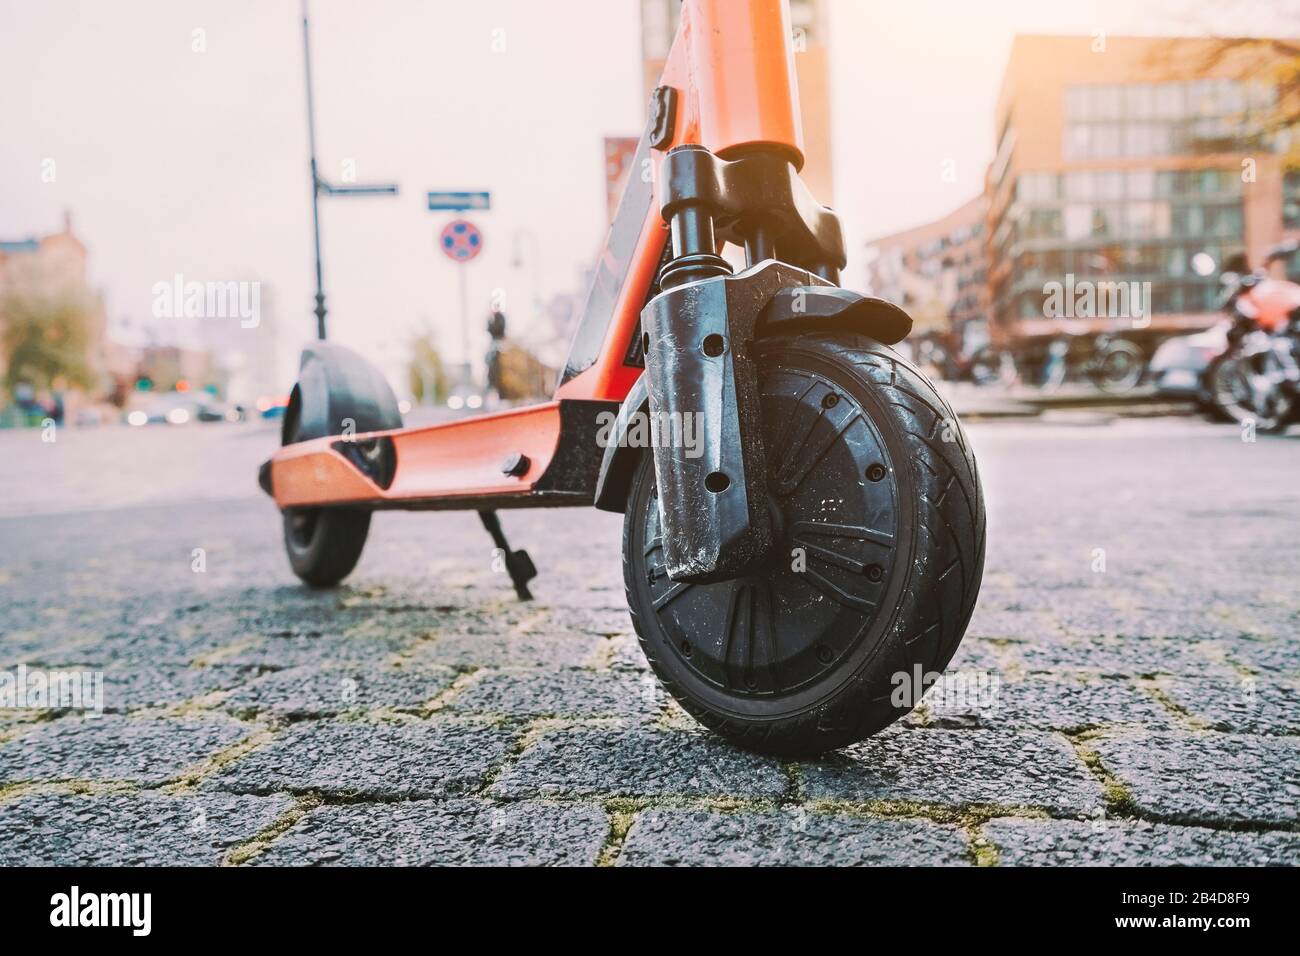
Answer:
808, 798, 1050, 828
168, 687, 247, 717
1140, 682, 1213, 730
782, 763, 803, 803
424, 669, 483, 712
224, 795, 321, 866
0, 779, 138, 804
192, 638, 261, 666
1067, 733, 1140, 817
967, 831, 1000, 867
588, 794, 1037, 866
474, 715, 553, 793
160, 726, 276, 793
596, 799, 644, 866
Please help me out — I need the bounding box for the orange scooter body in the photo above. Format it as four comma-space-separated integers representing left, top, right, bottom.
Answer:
263, 0, 984, 757
265, 0, 806, 514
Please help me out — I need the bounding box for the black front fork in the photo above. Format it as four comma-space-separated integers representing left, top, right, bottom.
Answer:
643, 234, 771, 585
641, 144, 846, 584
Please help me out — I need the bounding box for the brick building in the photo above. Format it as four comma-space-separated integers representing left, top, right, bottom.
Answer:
864, 194, 990, 354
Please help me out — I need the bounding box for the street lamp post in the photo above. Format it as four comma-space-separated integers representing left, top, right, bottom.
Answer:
301, 0, 399, 340
510, 228, 542, 318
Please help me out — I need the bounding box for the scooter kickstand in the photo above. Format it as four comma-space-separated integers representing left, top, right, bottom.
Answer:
478, 509, 537, 601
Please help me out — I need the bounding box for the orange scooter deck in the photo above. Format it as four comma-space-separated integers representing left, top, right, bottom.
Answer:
266, 399, 616, 512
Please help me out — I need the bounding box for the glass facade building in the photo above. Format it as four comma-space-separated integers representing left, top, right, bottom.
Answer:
986, 37, 1298, 344
995, 165, 1246, 321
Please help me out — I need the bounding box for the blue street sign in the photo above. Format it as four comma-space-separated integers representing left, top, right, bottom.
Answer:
427, 191, 491, 212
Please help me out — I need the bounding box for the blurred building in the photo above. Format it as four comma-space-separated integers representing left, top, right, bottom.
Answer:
132, 345, 216, 393
640, 0, 834, 204
0, 213, 108, 404
604, 136, 639, 223
864, 195, 990, 350
198, 279, 281, 406
986, 34, 1300, 345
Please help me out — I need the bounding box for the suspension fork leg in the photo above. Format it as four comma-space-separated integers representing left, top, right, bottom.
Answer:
642, 156, 774, 584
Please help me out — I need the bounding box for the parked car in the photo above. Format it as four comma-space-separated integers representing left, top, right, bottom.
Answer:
1147, 322, 1229, 411
446, 384, 484, 412
124, 392, 235, 426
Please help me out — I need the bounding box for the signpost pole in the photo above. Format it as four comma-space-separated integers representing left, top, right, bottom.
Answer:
433, 213, 486, 387
300, 0, 398, 341
458, 263, 469, 373
302, 0, 327, 339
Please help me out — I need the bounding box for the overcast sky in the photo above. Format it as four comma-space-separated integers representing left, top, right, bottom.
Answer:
2, 0, 1292, 389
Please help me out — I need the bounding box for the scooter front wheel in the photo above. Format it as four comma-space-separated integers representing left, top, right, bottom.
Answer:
623, 333, 985, 756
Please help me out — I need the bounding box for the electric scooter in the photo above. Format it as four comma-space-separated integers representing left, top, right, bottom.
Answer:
258, 0, 986, 756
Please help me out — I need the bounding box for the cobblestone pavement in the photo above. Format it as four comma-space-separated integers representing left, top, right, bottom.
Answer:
0, 417, 1297, 866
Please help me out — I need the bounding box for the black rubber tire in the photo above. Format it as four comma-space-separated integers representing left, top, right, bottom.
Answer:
282, 507, 372, 588
278, 372, 375, 589
1196, 360, 1235, 423
622, 332, 986, 757
1091, 341, 1144, 394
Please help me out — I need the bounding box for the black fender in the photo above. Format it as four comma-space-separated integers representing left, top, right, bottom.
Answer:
260, 342, 403, 499
592, 285, 913, 513
282, 341, 403, 446
758, 286, 911, 344
593, 373, 652, 513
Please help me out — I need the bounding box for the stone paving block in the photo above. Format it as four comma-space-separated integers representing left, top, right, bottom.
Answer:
505, 605, 633, 637
984, 817, 1300, 867
617, 809, 971, 866
219, 633, 415, 669
0, 603, 129, 652
24, 626, 242, 668
540, 587, 628, 611
941, 639, 1006, 673
97, 664, 259, 712
1059, 607, 1257, 641
1016, 635, 1230, 678
492, 727, 787, 800
1226, 606, 1300, 641
448, 669, 663, 720
221, 664, 455, 719
235, 602, 391, 639
0, 632, 93, 669
0, 791, 294, 866
207, 719, 517, 799
1220, 638, 1300, 677
0, 715, 252, 785
414, 632, 605, 670
964, 606, 1067, 642
1157, 675, 1300, 736
606, 633, 650, 672
1093, 731, 1300, 826
799, 727, 1103, 816
252, 799, 608, 866
925, 674, 1176, 733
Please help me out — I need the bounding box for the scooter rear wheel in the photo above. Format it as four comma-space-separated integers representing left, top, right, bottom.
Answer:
279, 383, 373, 588
623, 333, 985, 756
283, 506, 371, 588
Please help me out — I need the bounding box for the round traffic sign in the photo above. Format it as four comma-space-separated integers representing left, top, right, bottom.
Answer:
439, 219, 483, 262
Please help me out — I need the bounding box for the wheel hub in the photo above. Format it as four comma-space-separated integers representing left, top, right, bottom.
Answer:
639, 363, 900, 698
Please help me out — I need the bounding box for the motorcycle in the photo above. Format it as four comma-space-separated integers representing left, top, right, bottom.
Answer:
258, 0, 986, 756
1208, 240, 1300, 433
